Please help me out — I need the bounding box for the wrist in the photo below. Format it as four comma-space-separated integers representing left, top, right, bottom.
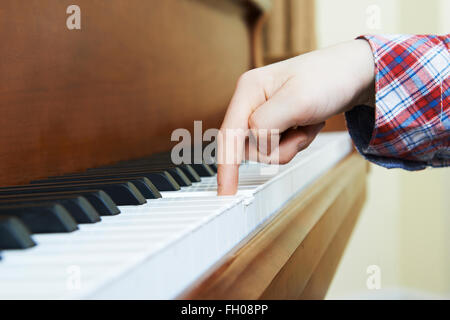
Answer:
352, 39, 376, 109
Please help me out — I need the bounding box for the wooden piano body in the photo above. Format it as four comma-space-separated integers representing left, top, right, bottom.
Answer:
0, 0, 368, 299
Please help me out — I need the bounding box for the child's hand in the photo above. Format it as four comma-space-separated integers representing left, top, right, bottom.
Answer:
217, 39, 375, 195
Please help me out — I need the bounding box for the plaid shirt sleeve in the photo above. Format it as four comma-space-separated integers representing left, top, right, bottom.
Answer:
345, 34, 449, 170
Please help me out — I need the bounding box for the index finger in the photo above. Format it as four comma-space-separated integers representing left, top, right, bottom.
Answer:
217, 130, 246, 195
217, 74, 265, 195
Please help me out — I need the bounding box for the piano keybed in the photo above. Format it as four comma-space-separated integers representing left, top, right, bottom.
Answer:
0, 132, 352, 299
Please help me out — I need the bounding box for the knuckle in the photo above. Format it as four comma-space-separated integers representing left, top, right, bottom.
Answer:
248, 113, 258, 129
237, 69, 260, 86
248, 112, 263, 131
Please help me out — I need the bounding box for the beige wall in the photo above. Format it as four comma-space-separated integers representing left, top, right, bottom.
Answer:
442, 0, 450, 33
315, 0, 400, 48
398, 168, 450, 294
313, 0, 450, 298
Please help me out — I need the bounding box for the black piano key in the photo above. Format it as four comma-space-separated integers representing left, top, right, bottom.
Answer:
57, 197, 100, 223
78, 191, 120, 216
50, 169, 180, 191
136, 165, 200, 184
0, 196, 101, 224
33, 175, 165, 196
144, 152, 217, 171
28, 178, 159, 200
0, 190, 120, 216
129, 157, 215, 178
0, 182, 146, 206
130, 177, 161, 197
178, 164, 201, 182
98, 178, 158, 199
146, 164, 202, 183
207, 163, 218, 173
190, 163, 216, 177
0, 204, 78, 233
98, 177, 159, 198
93, 162, 201, 184
90, 166, 191, 187
162, 167, 191, 186
0, 216, 36, 249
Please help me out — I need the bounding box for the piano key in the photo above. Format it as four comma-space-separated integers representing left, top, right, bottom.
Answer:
115, 160, 214, 178
27, 178, 158, 200
141, 164, 201, 183
0, 216, 36, 249
143, 161, 215, 179
91, 155, 203, 183
29, 178, 160, 200
143, 166, 198, 185
46, 170, 181, 192
92, 163, 201, 184
160, 167, 191, 186
207, 163, 218, 173
0, 203, 78, 233
76, 191, 120, 216
139, 152, 216, 177
177, 165, 201, 182
189, 163, 216, 177
87, 166, 192, 187
0, 196, 100, 224
0, 190, 120, 216
0, 182, 147, 206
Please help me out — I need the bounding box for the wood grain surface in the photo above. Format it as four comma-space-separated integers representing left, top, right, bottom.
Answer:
0, 0, 263, 186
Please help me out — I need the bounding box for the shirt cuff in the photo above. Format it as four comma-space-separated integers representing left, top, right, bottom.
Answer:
346, 34, 450, 170
345, 105, 427, 170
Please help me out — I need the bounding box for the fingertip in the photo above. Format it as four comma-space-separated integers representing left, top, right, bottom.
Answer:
217, 164, 239, 196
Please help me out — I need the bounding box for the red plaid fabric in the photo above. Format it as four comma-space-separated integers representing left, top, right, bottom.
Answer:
353, 34, 449, 169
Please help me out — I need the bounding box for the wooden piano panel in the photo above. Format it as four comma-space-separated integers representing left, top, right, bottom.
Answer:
0, 0, 262, 186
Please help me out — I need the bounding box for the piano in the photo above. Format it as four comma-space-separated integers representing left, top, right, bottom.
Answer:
0, 0, 368, 299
